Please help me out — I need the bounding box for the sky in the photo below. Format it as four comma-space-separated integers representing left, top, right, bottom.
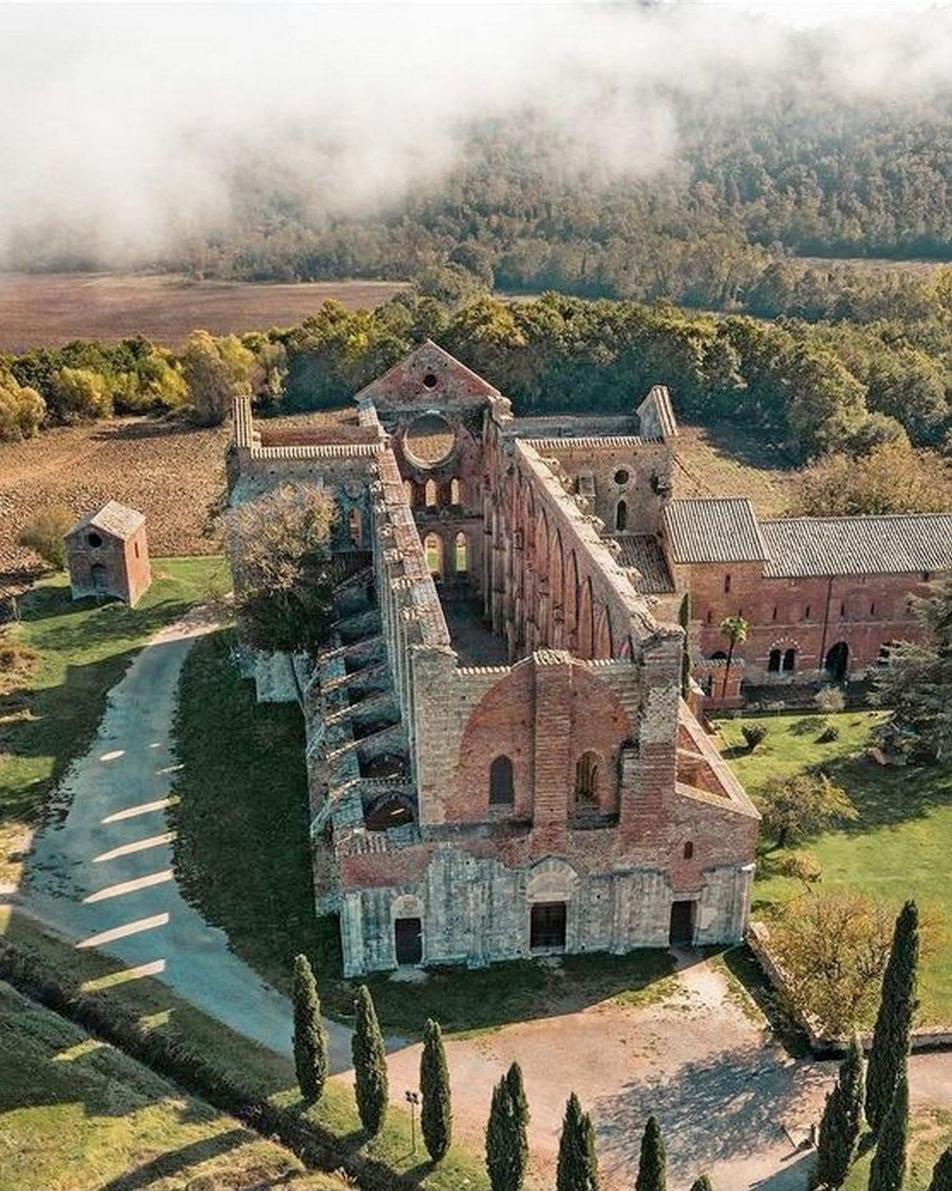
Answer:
1, 0, 951, 266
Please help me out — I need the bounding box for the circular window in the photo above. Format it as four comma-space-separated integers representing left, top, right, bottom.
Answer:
87, 531, 103, 549
422, 372, 438, 389
614, 469, 630, 486
404, 412, 455, 468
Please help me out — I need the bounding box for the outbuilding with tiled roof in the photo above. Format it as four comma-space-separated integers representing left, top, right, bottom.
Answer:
65, 501, 151, 607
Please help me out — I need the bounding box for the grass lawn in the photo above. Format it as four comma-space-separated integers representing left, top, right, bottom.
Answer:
0, 558, 227, 884
842, 1114, 952, 1191
0, 977, 347, 1191
171, 628, 677, 1035
719, 709, 952, 1023
0, 907, 495, 1191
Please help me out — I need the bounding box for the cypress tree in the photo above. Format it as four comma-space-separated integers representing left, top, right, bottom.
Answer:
505, 1061, 530, 1191
868, 1075, 908, 1191
352, 984, 388, 1136
866, 901, 919, 1134
636, 1115, 667, 1191
679, 592, 693, 699
556, 1092, 600, 1191
420, 1018, 452, 1162
486, 1077, 518, 1191
815, 1035, 865, 1189
929, 1146, 952, 1191
690, 1178, 714, 1191
291, 953, 327, 1104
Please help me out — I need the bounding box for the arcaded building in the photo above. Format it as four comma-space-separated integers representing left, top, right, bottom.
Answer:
228, 342, 761, 976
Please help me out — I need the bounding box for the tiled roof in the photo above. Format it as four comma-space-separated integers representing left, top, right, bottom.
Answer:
663, 499, 768, 564
612, 534, 675, 593
761, 515, 952, 578
70, 501, 144, 541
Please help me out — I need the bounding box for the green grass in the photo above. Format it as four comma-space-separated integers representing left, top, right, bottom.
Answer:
0, 908, 494, 1191
0, 558, 227, 883
719, 710, 952, 1023
0, 976, 347, 1191
842, 1113, 952, 1191
171, 628, 677, 1035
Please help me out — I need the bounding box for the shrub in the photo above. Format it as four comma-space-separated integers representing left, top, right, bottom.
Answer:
741, 723, 767, 751
817, 724, 840, 743
52, 367, 113, 421
0, 371, 45, 440
17, 506, 74, 570
815, 685, 846, 714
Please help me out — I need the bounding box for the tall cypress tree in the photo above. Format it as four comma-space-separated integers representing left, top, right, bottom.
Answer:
557, 1092, 600, 1191
636, 1115, 667, 1191
690, 1178, 714, 1191
486, 1077, 514, 1191
815, 1035, 865, 1189
679, 592, 693, 699
420, 1018, 452, 1162
868, 1075, 908, 1191
292, 953, 327, 1104
352, 984, 388, 1136
929, 1146, 952, 1191
866, 901, 920, 1133
505, 1061, 530, 1191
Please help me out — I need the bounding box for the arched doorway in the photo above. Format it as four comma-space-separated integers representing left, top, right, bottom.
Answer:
825, 641, 850, 682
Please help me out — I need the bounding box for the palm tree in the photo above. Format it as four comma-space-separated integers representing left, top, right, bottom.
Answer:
718, 615, 749, 702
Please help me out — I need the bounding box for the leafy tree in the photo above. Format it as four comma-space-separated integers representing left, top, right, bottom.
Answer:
928, 1146, 952, 1191
793, 442, 952, 517
226, 483, 337, 656
866, 901, 920, 1134
757, 773, 857, 848
486, 1068, 529, 1191
352, 984, 388, 1136
873, 583, 952, 762
17, 506, 74, 570
636, 1115, 667, 1191
770, 891, 897, 1036
52, 366, 112, 421
742, 723, 767, 752
718, 615, 748, 702
868, 1074, 908, 1191
292, 953, 327, 1104
420, 1018, 452, 1163
181, 329, 255, 426
0, 370, 45, 440
556, 1093, 599, 1191
814, 1035, 865, 1189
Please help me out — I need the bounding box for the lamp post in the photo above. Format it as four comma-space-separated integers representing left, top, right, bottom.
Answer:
405, 1089, 420, 1153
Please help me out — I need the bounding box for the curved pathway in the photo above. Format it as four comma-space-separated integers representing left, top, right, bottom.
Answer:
15, 611, 352, 1070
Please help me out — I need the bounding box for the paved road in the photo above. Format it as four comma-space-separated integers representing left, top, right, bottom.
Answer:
15, 613, 352, 1071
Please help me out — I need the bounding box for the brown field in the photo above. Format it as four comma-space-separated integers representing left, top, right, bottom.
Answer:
0, 418, 230, 590
0, 272, 408, 353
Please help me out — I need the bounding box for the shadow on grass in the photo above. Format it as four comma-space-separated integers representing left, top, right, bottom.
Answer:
96, 1129, 251, 1191
691, 419, 801, 473
809, 751, 952, 836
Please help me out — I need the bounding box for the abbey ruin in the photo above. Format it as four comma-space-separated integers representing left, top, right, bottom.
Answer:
226, 342, 952, 977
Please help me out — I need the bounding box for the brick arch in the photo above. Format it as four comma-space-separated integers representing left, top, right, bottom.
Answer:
594, 603, 613, 658
549, 529, 565, 649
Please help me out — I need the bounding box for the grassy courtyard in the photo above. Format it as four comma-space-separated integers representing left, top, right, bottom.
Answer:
719, 710, 952, 1023
842, 1113, 952, 1191
0, 977, 346, 1191
0, 558, 227, 885
171, 628, 677, 1034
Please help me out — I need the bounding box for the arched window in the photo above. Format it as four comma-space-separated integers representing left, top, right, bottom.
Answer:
489, 755, 514, 806
724, 573, 732, 594
454, 532, 468, 576
424, 479, 438, 509
347, 508, 362, 547
574, 751, 600, 807
768, 649, 781, 673
683, 841, 694, 860
450, 477, 461, 506
424, 533, 443, 578
782, 648, 796, 673
615, 499, 628, 531
709, 650, 728, 662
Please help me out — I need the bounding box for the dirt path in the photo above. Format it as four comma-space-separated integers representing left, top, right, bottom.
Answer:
14, 611, 352, 1069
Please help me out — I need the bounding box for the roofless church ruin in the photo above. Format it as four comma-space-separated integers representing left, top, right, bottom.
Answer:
226, 341, 952, 977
